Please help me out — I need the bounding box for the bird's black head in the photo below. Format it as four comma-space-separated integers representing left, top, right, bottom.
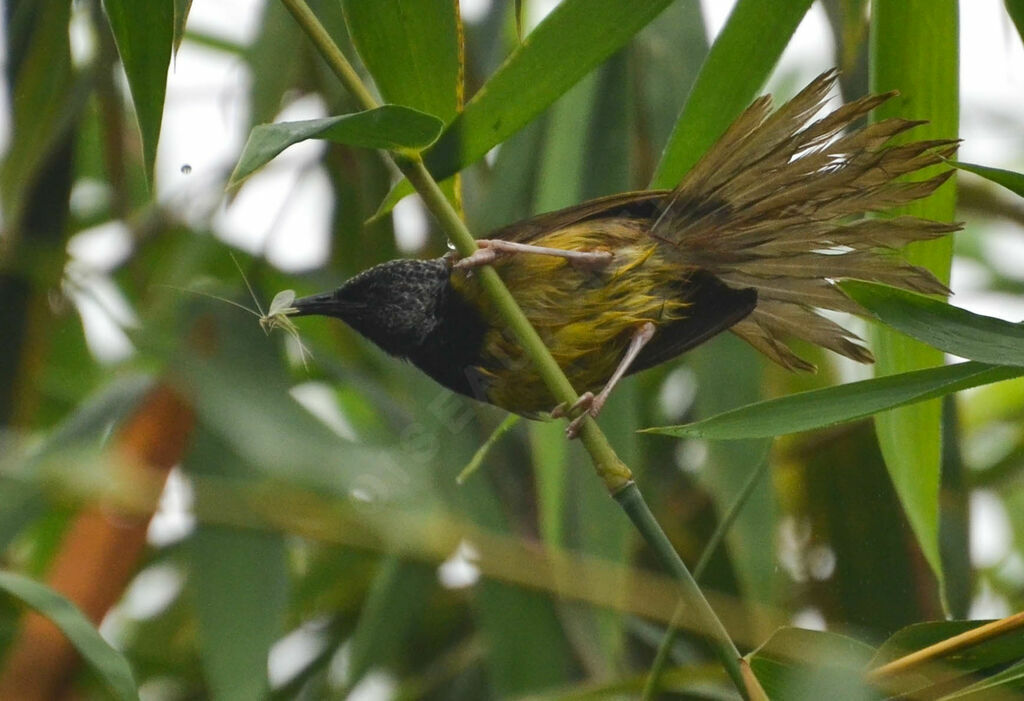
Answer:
289, 258, 452, 358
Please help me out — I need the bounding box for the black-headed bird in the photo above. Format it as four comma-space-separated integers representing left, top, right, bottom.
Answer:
288, 71, 958, 436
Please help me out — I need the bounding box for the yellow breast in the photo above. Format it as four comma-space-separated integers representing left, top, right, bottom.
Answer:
451, 219, 688, 415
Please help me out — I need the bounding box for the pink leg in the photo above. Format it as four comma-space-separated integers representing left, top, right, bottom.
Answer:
453, 239, 614, 271
555, 322, 657, 439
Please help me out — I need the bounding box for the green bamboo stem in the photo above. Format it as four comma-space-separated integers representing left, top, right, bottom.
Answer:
642, 455, 771, 699
277, 0, 749, 694
616, 483, 746, 696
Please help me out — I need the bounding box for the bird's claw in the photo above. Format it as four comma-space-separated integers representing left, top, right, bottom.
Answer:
452, 246, 504, 270
552, 392, 606, 439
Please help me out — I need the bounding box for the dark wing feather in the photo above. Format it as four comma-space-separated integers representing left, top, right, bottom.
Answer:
487, 190, 668, 243
630, 272, 757, 374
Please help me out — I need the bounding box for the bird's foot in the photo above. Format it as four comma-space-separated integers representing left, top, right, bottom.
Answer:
552, 391, 607, 439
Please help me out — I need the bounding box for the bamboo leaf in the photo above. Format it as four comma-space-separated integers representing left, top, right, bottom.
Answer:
871, 619, 1024, 695
0, 572, 139, 701
345, 558, 435, 689
424, 0, 672, 181
188, 427, 288, 701
843, 281, 1024, 366
0, 1, 79, 226
173, 0, 193, 53
103, 0, 175, 187
1006, 0, 1024, 45
869, 0, 959, 592
642, 363, 1023, 440
951, 160, 1024, 198
747, 627, 877, 700
651, 0, 814, 188
228, 106, 444, 186
342, 0, 462, 122
371, 0, 674, 218
945, 659, 1024, 699
341, 0, 463, 210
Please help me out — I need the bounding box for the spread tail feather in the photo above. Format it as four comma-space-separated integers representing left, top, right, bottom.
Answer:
655, 69, 960, 370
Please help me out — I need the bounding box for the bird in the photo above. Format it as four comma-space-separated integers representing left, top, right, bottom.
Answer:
287, 70, 959, 437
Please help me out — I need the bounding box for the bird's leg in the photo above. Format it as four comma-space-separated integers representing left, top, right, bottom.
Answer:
452, 239, 614, 271
553, 322, 657, 439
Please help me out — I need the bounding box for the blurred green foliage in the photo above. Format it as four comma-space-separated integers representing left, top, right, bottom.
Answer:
2, 0, 1024, 698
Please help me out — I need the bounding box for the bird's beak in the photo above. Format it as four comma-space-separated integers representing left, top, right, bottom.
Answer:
287, 292, 336, 317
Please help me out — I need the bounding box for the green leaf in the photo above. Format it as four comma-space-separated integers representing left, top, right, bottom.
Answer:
642, 362, 1024, 440
188, 427, 289, 701
650, 0, 814, 188
690, 336, 776, 604
871, 619, 1024, 694
0, 1, 81, 227
424, 0, 673, 182
869, 0, 959, 595
945, 658, 1024, 699
345, 557, 435, 689
342, 0, 462, 122
371, 0, 673, 219
843, 281, 1024, 366
0, 571, 139, 701
103, 0, 175, 187
1006, 0, 1024, 45
228, 106, 444, 187
748, 627, 878, 700
0, 376, 153, 551
173, 0, 193, 53
951, 160, 1024, 198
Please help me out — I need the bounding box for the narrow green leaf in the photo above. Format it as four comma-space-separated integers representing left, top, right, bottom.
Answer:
650, 0, 814, 188
246, 1, 307, 126
342, 0, 461, 123
173, 0, 193, 53
1006, 0, 1024, 45
423, 0, 673, 181
872, 619, 1024, 693
457, 414, 519, 484
945, 658, 1024, 699
346, 557, 435, 689
843, 281, 1024, 366
951, 160, 1024, 198
0, 571, 139, 701
103, 0, 175, 187
690, 336, 776, 604
188, 427, 288, 701
0, 376, 153, 551
475, 581, 574, 694
368, 178, 417, 224
642, 362, 1024, 440
191, 525, 288, 701
0, 1, 79, 227
748, 627, 878, 700
869, 0, 959, 594
228, 106, 444, 187
370, 0, 673, 220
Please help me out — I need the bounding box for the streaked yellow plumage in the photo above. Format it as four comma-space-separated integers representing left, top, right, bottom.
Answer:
451, 220, 691, 414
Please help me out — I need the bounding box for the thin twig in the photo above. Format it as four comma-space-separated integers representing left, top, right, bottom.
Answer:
867, 611, 1024, 681
642, 453, 771, 699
